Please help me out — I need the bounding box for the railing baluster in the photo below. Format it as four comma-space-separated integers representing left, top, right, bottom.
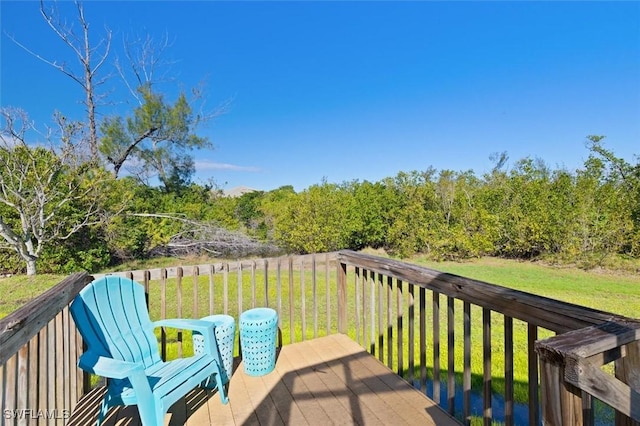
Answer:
433, 291, 441, 404
251, 260, 257, 309
160, 268, 167, 360
313, 255, 318, 339
223, 263, 229, 315
483, 308, 492, 425
378, 272, 384, 363
463, 301, 471, 425
370, 270, 375, 356
143, 271, 150, 310
17, 346, 28, 426
0, 363, 4, 422
397, 279, 404, 377
39, 328, 47, 405
0, 364, 4, 422
582, 392, 594, 426
176, 267, 183, 358
289, 257, 295, 344
409, 283, 415, 386
237, 261, 243, 318
63, 307, 71, 412
277, 258, 282, 331
47, 320, 55, 417
28, 331, 38, 412
363, 269, 368, 353
209, 264, 215, 315
387, 276, 393, 371
301, 258, 306, 341
355, 267, 361, 346
264, 259, 269, 308
5, 355, 16, 426
193, 266, 199, 318
528, 324, 539, 426
420, 287, 427, 394
78, 328, 87, 395
505, 316, 514, 426
447, 296, 455, 415
325, 253, 331, 335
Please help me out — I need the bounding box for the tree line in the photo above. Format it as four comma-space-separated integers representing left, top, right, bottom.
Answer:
254, 137, 639, 265
4, 132, 638, 275
1, 2, 637, 275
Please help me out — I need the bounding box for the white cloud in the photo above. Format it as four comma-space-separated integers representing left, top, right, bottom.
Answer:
195, 160, 262, 173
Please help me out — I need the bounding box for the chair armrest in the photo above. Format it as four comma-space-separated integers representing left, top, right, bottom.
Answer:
153, 318, 220, 357
153, 318, 214, 335
78, 352, 144, 379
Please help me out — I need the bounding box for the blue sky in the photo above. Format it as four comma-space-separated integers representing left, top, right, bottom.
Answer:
1, 1, 639, 192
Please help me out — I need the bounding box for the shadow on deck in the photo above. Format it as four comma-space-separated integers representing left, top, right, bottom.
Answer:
68, 334, 460, 426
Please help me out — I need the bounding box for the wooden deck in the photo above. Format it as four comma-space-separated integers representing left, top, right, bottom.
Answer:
69, 334, 459, 425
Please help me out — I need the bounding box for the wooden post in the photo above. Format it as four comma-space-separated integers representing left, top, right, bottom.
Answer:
288, 257, 295, 343
538, 349, 583, 425
615, 340, 640, 426
337, 261, 347, 334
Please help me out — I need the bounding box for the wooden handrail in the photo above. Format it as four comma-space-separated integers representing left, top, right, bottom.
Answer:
91, 252, 337, 282
336, 250, 622, 334
0, 272, 92, 365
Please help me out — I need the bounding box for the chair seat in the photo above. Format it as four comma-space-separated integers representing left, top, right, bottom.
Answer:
113, 354, 217, 405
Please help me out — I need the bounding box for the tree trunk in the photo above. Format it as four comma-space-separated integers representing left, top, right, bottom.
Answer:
26, 259, 37, 276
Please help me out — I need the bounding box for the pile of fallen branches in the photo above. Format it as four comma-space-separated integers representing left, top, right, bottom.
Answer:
132, 213, 282, 258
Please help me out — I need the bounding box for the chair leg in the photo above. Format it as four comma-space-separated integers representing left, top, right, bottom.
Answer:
214, 369, 228, 404
136, 400, 162, 426
154, 405, 165, 426
202, 370, 228, 404
135, 404, 165, 426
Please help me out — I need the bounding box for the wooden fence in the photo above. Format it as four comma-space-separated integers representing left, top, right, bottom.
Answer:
0, 273, 93, 426
1, 250, 638, 425
335, 250, 640, 425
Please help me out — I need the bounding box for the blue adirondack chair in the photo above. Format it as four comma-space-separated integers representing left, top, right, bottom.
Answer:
70, 276, 229, 425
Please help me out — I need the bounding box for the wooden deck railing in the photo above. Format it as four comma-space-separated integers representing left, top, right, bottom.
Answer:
1, 250, 638, 425
0, 272, 93, 425
334, 250, 640, 425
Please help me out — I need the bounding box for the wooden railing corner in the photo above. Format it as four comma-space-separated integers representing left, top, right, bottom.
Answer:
536, 320, 640, 425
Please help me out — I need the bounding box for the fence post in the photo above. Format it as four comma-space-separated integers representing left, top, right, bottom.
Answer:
337, 261, 347, 334
538, 347, 583, 425
615, 341, 640, 426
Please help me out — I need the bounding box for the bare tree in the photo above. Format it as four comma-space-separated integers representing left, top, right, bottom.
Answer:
0, 108, 112, 275
7, 0, 111, 161
8, 1, 230, 186
115, 31, 176, 104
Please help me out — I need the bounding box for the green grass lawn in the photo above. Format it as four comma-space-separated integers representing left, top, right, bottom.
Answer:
0, 274, 64, 318
412, 255, 640, 319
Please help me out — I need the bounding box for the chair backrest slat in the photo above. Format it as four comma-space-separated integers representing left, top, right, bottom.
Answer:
70, 277, 161, 368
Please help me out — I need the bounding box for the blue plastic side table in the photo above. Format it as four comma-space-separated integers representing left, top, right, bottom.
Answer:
192, 314, 236, 386
239, 308, 278, 376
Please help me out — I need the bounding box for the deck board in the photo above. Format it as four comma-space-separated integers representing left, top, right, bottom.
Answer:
70, 334, 460, 425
